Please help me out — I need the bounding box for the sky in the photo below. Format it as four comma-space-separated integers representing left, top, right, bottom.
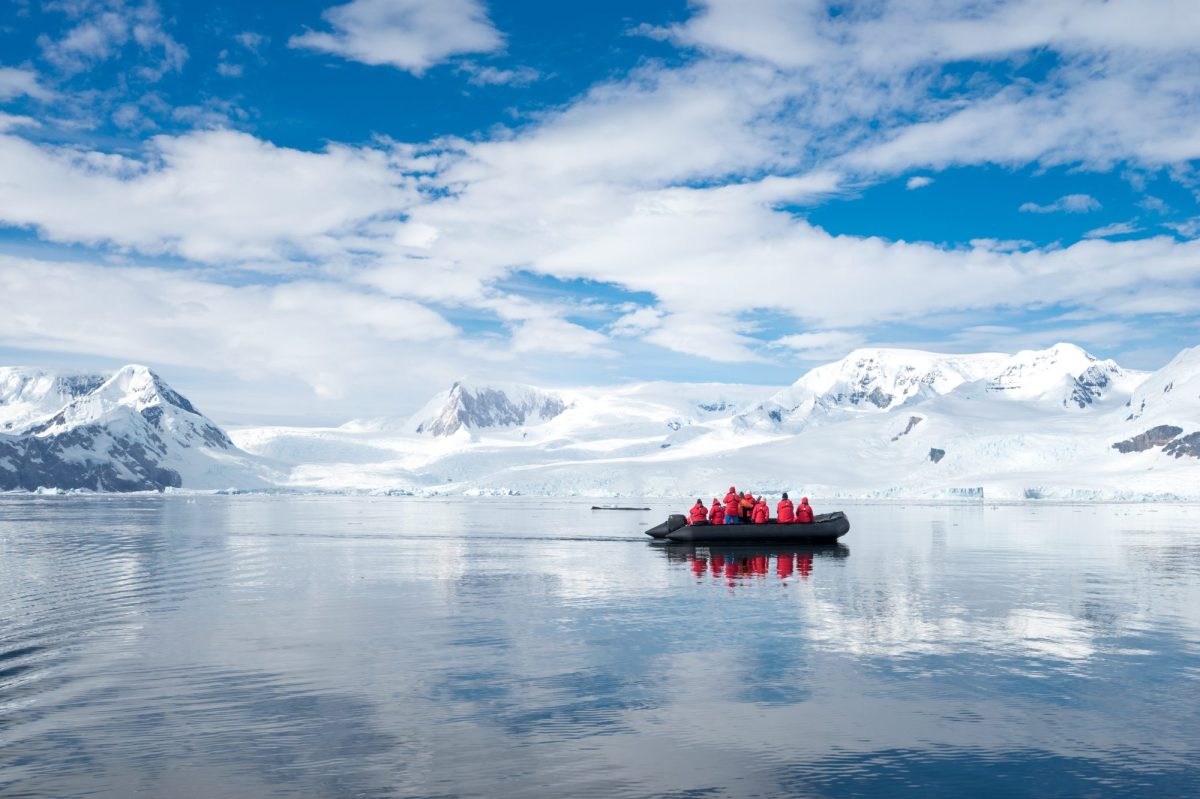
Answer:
1, 0, 1199, 424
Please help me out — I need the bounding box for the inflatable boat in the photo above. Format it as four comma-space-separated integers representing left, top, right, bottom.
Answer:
644, 512, 850, 543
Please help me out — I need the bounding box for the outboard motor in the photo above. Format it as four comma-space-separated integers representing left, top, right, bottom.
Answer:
645, 513, 689, 539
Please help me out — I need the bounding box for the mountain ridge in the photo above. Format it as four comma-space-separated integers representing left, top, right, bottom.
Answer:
226, 342, 1199, 500
4, 343, 1198, 497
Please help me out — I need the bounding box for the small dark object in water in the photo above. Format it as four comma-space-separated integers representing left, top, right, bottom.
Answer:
592, 505, 652, 511
645, 512, 850, 543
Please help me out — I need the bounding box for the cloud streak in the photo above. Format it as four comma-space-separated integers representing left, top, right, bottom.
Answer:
1019, 194, 1102, 214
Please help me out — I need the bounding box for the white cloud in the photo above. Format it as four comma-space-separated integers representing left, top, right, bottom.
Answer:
0, 113, 39, 132
1165, 217, 1200, 238
772, 330, 865, 359
290, 0, 503, 75
459, 62, 539, 87
846, 59, 1200, 173
673, 0, 1200, 70
1083, 221, 1142, 238
0, 255, 459, 402
0, 129, 420, 262
0, 66, 52, 101
643, 315, 763, 363
1138, 196, 1169, 214
905, 176, 933, 190
509, 317, 612, 357
1019, 194, 1102, 214
668, 0, 832, 69
609, 307, 663, 337
6, 0, 1200, 396
39, 10, 129, 72
38, 1, 187, 79
235, 32, 267, 53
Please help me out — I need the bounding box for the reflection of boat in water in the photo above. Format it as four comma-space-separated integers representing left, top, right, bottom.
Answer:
657, 543, 849, 581
645, 512, 850, 543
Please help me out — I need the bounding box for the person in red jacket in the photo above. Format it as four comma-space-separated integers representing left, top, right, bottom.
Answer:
796, 496, 814, 523
687, 499, 707, 525
723, 492, 742, 524
709, 498, 724, 525
723, 486, 738, 505
777, 492, 795, 523
752, 496, 769, 524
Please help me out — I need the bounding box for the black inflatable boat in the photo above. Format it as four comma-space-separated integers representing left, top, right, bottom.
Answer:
644, 512, 850, 543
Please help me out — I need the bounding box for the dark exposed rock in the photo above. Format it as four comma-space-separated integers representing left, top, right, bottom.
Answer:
1111, 425, 1183, 454
698, 401, 732, 413
866, 386, 895, 408
1163, 432, 1200, 459
1065, 364, 1115, 408
891, 416, 923, 441
141, 405, 165, 429
829, 387, 896, 408
0, 423, 182, 491
929, 448, 945, 463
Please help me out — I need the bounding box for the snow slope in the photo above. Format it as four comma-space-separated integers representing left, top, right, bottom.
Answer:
0, 365, 276, 491
230, 343, 1199, 500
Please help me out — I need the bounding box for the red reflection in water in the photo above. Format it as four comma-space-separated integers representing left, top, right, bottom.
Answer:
682, 551, 819, 585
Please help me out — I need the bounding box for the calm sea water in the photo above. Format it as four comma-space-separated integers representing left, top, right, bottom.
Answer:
1, 496, 1198, 798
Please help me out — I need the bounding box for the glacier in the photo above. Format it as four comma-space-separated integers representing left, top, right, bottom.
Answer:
228, 343, 1200, 501
4, 343, 1199, 499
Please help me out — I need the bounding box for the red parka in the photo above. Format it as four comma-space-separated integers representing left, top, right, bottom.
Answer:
752, 500, 769, 524
688, 502, 708, 524
777, 498, 795, 523
797, 497, 814, 523
724, 495, 741, 518
723, 488, 738, 505
709, 500, 725, 524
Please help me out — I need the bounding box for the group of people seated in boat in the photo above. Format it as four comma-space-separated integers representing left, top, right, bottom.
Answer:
686, 488, 814, 525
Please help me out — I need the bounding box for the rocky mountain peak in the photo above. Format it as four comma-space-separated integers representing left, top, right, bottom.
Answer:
0, 363, 263, 492
415, 381, 567, 436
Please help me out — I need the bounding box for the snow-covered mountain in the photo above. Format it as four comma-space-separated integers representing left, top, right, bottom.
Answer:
981, 343, 1139, 407
226, 343, 1199, 500
9, 343, 1198, 498
745, 343, 1143, 431
0, 365, 274, 492
411, 380, 568, 437
1115, 345, 1200, 460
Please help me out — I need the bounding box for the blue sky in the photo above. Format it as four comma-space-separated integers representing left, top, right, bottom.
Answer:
1, 0, 1199, 422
